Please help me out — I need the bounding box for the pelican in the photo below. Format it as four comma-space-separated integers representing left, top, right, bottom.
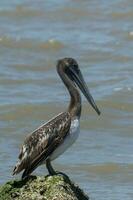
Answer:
13, 58, 100, 179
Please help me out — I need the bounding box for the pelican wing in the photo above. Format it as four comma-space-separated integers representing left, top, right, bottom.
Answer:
13, 112, 71, 178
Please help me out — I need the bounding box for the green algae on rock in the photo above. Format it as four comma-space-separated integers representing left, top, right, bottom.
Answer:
0, 175, 89, 200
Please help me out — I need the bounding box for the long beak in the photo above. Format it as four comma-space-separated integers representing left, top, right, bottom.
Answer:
71, 68, 101, 115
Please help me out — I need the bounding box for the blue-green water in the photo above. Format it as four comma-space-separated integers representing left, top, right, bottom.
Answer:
0, 1, 133, 199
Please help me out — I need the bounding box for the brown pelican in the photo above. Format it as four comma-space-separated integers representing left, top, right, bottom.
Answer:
13, 58, 100, 179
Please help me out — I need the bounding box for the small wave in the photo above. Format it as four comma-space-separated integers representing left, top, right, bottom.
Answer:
111, 11, 133, 20
88, 163, 121, 174
114, 87, 123, 92
10, 62, 53, 72
0, 5, 43, 18
129, 31, 133, 37
0, 5, 90, 22
73, 163, 128, 174
114, 87, 132, 92
126, 31, 133, 41
40, 39, 65, 50
0, 36, 65, 50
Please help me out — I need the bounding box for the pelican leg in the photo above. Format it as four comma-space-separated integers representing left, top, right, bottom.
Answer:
46, 158, 69, 179
46, 158, 56, 175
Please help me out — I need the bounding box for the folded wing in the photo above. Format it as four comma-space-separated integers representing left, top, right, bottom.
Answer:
13, 112, 71, 178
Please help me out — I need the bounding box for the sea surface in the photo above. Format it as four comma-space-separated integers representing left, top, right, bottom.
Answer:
0, 0, 133, 199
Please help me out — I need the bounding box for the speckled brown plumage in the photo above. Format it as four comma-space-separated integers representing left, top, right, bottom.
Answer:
13, 112, 71, 177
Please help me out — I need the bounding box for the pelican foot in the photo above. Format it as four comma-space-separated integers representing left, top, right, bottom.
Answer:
54, 171, 70, 180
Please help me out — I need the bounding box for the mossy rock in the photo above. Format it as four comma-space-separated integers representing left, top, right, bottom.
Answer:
0, 175, 89, 200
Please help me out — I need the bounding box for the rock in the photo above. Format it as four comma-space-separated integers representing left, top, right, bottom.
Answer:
0, 175, 89, 200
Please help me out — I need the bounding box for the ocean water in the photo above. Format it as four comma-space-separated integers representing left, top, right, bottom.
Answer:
0, 0, 133, 199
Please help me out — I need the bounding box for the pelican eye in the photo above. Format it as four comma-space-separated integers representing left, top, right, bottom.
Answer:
71, 64, 80, 74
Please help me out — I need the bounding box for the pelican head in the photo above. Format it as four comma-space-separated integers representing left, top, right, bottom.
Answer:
57, 58, 101, 115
